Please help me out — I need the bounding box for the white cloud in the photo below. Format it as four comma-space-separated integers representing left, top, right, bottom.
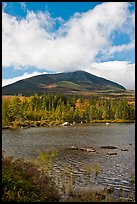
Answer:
100, 40, 135, 59
2, 2, 134, 70
85, 61, 135, 90
2, 71, 48, 87
2, 2, 135, 90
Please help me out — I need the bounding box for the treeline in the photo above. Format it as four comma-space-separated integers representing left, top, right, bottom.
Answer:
2, 94, 135, 127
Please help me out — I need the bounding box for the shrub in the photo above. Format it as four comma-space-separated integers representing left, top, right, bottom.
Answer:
2, 155, 60, 202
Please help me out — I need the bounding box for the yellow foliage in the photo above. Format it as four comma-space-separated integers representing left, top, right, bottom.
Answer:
19, 97, 27, 104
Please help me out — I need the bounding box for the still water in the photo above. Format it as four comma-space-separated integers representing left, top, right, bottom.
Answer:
2, 123, 135, 194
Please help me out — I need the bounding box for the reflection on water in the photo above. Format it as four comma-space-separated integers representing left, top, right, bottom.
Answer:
2, 123, 135, 194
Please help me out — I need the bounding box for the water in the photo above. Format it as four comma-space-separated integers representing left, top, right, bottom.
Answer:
2, 123, 135, 196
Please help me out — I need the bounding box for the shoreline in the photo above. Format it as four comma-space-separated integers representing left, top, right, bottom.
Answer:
2, 119, 135, 130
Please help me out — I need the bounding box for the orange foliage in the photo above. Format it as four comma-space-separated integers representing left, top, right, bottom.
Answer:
75, 99, 89, 110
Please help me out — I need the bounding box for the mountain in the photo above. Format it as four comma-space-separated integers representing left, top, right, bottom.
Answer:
2, 70, 126, 96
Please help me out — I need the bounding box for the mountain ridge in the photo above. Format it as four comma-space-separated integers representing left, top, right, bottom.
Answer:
2, 70, 126, 96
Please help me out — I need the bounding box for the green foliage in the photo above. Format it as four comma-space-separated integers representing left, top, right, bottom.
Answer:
35, 150, 58, 174
2, 93, 135, 128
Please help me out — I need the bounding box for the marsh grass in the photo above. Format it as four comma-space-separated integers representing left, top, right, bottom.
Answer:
34, 153, 135, 202
2, 150, 135, 202
34, 150, 58, 174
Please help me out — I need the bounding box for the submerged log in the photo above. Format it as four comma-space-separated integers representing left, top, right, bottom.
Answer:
80, 147, 96, 152
69, 146, 96, 152
101, 146, 117, 149
2, 126, 10, 129
107, 152, 117, 155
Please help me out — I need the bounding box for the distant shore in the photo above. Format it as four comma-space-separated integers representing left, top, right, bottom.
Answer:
2, 119, 135, 130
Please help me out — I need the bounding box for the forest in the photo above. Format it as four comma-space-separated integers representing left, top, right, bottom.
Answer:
2, 93, 135, 128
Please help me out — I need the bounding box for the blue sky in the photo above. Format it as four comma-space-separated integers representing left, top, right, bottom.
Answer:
2, 2, 135, 89
2, 2, 103, 20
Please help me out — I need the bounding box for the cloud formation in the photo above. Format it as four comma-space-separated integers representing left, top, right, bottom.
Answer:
2, 2, 135, 89
85, 61, 135, 90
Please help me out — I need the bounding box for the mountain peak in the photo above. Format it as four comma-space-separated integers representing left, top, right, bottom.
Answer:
2, 70, 126, 96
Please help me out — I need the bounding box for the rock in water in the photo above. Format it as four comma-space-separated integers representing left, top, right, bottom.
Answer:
121, 148, 128, 151
62, 122, 70, 126
69, 146, 79, 150
107, 152, 117, 155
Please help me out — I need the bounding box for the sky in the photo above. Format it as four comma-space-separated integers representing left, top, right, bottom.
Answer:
2, 2, 135, 90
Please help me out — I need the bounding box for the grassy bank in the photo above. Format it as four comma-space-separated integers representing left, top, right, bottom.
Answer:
2, 152, 135, 202
2, 154, 60, 202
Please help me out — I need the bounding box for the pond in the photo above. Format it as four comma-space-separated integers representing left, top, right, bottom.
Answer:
2, 123, 135, 196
